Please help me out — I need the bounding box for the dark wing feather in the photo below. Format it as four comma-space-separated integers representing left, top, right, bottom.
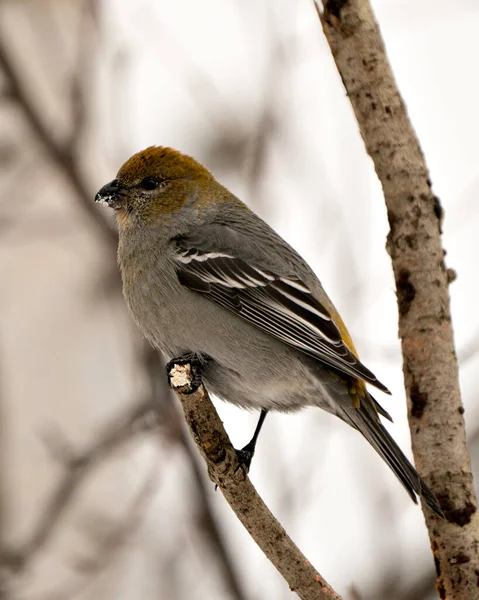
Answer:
175, 243, 389, 393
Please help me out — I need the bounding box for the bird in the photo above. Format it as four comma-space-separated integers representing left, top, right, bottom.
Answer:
95, 145, 443, 517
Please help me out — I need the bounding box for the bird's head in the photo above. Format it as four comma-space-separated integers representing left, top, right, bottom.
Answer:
95, 146, 216, 228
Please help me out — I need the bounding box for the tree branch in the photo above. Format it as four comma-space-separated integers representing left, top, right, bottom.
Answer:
168, 361, 343, 600
315, 0, 479, 597
173, 404, 249, 600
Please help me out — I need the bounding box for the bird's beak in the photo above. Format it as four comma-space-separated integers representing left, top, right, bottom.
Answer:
95, 179, 126, 210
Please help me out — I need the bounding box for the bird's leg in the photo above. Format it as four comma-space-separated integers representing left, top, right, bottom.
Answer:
166, 353, 203, 394
167, 355, 267, 474
235, 409, 268, 473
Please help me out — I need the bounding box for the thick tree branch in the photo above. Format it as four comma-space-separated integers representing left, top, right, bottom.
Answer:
315, 1, 479, 598
168, 361, 342, 600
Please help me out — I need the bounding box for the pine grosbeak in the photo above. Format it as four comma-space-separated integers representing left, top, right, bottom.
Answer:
95, 146, 443, 517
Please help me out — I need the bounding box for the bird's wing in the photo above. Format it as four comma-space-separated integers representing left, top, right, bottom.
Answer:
173, 233, 389, 393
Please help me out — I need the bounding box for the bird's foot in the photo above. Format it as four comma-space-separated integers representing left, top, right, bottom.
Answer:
213, 443, 255, 491
235, 441, 256, 475
166, 354, 203, 394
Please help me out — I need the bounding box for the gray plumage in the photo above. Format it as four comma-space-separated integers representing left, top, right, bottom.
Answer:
95, 146, 443, 517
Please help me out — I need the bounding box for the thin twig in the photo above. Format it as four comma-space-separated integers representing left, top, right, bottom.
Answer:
175, 407, 249, 600
169, 361, 342, 600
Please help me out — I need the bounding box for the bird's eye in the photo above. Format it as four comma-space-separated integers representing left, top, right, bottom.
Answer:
140, 177, 161, 191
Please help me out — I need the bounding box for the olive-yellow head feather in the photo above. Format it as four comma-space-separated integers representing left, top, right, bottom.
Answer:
95, 146, 216, 227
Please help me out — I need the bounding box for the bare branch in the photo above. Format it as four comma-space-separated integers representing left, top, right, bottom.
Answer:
314, 0, 479, 596
170, 404, 250, 600
168, 361, 343, 600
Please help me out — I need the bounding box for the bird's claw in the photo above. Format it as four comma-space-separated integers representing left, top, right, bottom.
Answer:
234, 442, 255, 475
213, 444, 254, 491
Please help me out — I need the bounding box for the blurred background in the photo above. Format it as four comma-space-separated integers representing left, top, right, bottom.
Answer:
0, 1, 478, 599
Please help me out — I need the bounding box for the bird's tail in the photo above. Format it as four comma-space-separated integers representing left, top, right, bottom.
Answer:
343, 397, 444, 518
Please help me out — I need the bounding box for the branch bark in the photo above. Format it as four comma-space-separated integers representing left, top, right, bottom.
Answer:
315, 1, 479, 598
168, 361, 343, 600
